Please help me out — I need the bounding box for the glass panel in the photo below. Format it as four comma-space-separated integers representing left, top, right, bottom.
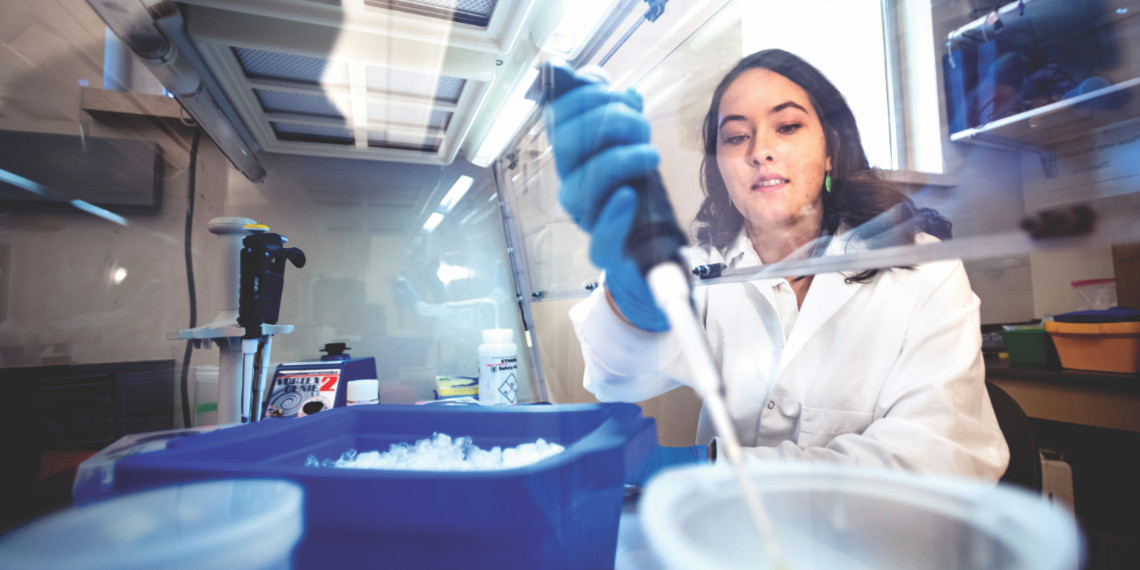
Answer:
0, 1, 539, 532
363, 0, 500, 27
255, 89, 348, 119
507, 0, 1140, 321
233, 47, 350, 87
2, 0, 1137, 565
364, 66, 467, 103
272, 122, 355, 144
498, 4, 1138, 563
365, 102, 452, 129
366, 130, 442, 151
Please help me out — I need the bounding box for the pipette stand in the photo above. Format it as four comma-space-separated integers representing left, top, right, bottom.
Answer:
168, 217, 293, 425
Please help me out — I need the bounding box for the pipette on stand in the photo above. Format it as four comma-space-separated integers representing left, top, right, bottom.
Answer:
541, 60, 788, 569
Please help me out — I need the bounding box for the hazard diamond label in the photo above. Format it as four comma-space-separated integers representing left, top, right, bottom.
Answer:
498, 373, 517, 404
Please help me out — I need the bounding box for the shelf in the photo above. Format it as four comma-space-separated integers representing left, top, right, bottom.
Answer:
947, 0, 1133, 49
986, 358, 1140, 394
986, 358, 1140, 433
949, 76, 1140, 147
879, 169, 958, 189
80, 87, 185, 120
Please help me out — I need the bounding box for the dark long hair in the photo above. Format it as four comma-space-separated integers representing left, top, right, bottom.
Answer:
694, 49, 947, 282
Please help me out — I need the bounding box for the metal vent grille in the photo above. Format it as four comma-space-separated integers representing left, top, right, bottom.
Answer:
365, 66, 466, 103
255, 89, 347, 120
366, 103, 451, 129
373, 133, 444, 151
234, 48, 348, 87
363, 0, 498, 27
272, 122, 355, 145
368, 131, 441, 152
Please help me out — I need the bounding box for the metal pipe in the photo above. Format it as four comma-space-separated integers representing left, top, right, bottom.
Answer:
86, 0, 267, 182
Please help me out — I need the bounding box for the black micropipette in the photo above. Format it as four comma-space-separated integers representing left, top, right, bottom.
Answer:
540, 59, 788, 569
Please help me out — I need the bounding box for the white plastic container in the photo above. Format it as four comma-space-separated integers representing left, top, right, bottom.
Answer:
641, 462, 1083, 570
346, 379, 379, 405
193, 365, 219, 427
0, 479, 304, 570
478, 328, 518, 406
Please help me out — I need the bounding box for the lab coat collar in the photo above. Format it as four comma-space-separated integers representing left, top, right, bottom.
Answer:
714, 225, 903, 375
722, 227, 757, 269
720, 226, 839, 271
775, 231, 867, 377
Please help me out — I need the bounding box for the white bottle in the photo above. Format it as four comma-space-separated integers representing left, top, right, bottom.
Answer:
478, 329, 518, 406
346, 379, 379, 406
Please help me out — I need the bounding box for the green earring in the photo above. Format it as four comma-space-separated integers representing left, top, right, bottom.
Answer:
825, 170, 832, 193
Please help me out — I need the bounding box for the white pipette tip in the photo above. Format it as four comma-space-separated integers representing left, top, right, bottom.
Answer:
647, 262, 789, 569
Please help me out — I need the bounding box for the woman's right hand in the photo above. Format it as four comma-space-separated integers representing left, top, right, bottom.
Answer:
547, 78, 670, 331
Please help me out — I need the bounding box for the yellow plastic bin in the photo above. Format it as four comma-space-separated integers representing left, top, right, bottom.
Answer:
1044, 321, 1140, 374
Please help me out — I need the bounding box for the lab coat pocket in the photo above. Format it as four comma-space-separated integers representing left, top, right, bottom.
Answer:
796, 407, 874, 449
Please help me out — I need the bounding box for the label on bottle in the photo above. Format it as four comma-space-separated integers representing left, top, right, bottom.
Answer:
480, 355, 518, 405
347, 397, 378, 406
265, 367, 341, 418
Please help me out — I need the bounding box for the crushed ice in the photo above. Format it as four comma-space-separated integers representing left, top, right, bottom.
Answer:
304, 433, 565, 471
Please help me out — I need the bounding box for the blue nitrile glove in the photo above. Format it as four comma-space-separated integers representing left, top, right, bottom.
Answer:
547, 79, 670, 332
627, 445, 709, 487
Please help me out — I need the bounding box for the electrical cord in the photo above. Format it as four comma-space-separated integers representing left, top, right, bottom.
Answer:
178, 128, 202, 428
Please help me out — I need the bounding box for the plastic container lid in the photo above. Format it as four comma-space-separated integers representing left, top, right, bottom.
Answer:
347, 379, 379, 403
1070, 278, 1115, 287
1053, 307, 1140, 323
0, 479, 304, 570
482, 328, 514, 343
641, 462, 1082, 570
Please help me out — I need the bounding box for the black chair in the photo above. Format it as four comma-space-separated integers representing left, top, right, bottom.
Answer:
985, 381, 1043, 491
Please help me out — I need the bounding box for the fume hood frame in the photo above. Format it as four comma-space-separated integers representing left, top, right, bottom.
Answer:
87, 0, 569, 178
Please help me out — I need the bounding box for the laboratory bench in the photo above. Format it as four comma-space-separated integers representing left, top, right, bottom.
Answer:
985, 358, 1140, 433
986, 359, 1140, 570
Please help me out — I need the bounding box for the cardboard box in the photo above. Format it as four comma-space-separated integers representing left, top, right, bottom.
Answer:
1112, 243, 1140, 309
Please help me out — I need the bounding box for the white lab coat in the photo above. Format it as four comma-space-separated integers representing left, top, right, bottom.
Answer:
570, 229, 1010, 481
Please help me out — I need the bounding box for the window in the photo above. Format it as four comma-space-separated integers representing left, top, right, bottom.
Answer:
741, 0, 943, 173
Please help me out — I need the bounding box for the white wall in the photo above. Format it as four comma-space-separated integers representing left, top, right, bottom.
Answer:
0, 0, 537, 420
0, 0, 230, 368
741, 0, 894, 168
0, 0, 104, 130
932, 0, 1138, 322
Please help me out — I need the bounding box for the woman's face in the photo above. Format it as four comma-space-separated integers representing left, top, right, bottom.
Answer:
715, 68, 831, 235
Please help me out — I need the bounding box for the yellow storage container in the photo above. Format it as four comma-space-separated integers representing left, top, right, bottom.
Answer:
1044, 321, 1140, 374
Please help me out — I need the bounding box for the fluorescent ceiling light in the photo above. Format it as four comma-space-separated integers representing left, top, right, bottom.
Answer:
439, 175, 474, 212
437, 262, 473, 284
471, 68, 540, 168
0, 168, 47, 195
1, 168, 126, 225
541, 0, 619, 61
69, 199, 128, 226
422, 211, 444, 232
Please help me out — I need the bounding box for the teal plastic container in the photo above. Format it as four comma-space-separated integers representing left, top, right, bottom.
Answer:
998, 328, 1059, 366
102, 403, 656, 569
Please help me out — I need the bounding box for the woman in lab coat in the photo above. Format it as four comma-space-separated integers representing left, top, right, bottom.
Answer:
551, 49, 1010, 481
